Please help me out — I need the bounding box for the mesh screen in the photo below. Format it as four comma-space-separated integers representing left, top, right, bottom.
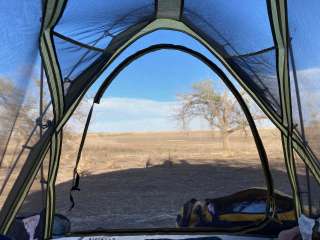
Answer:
0, 102, 40, 208
0, 67, 53, 212
0, 1, 42, 170
53, 0, 155, 85
289, 55, 303, 134
288, 0, 320, 159
257, 128, 292, 196
246, 91, 291, 196
294, 152, 320, 217
183, 0, 281, 115
229, 49, 280, 113
18, 150, 50, 216
53, 35, 103, 89
6, 150, 50, 240
55, 50, 269, 231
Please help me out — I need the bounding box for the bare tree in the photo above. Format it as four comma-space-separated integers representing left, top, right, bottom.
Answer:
0, 77, 88, 167
175, 79, 265, 152
0, 78, 35, 167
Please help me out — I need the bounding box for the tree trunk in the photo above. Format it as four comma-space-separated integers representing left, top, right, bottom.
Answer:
222, 131, 230, 154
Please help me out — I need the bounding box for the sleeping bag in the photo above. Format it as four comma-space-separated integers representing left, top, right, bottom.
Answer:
176, 188, 297, 236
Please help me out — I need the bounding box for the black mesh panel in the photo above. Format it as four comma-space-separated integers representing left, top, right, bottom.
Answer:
53, 35, 102, 89
183, 0, 281, 115
295, 152, 320, 217
53, 0, 155, 88
229, 49, 280, 113
288, 0, 320, 159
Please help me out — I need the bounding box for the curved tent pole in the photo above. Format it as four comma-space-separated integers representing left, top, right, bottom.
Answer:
55, 18, 320, 204
93, 44, 275, 215
67, 44, 275, 233
267, 0, 302, 216
60, 18, 284, 145
289, 38, 312, 215
1, 2, 320, 237
39, 0, 68, 238
60, 18, 320, 191
0, 0, 68, 237
64, 19, 282, 129
0, 127, 53, 235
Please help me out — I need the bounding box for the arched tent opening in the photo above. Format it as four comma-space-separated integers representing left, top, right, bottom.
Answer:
51, 44, 276, 233
0, 0, 320, 239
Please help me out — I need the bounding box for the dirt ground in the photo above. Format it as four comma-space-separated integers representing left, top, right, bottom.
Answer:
6, 129, 320, 232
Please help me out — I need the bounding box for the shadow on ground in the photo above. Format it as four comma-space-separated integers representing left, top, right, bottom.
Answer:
19, 160, 318, 232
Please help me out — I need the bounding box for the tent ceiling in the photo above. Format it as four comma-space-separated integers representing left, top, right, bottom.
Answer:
53, 0, 282, 116
0, 0, 320, 238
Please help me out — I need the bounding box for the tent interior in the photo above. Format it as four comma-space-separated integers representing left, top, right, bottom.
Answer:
0, 0, 320, 239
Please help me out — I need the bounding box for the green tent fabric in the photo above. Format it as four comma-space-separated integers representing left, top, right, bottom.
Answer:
0, 0, 320, 238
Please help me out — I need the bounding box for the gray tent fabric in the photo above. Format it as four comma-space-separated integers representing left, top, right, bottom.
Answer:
0, 0, 319, 238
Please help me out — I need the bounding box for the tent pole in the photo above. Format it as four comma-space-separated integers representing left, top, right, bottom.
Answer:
39, 61, 46, 209
289, 38, 313, 216
267, 0, 302, 216
39, 0, 47, 213
40, 0, 68, 237
93, 45, 275, 225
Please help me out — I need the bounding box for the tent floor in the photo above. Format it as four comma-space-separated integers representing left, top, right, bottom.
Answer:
56, 234, 274, 240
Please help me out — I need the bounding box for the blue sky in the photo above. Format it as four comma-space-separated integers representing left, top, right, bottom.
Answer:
0, 1, 41, 87
1, 1, 320, 133
83, 28, 320, 133
87, 30, 227, 98
85, 30, 231, 132
91, 37, 222, 101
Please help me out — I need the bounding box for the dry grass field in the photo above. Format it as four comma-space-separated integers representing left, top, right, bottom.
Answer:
2, 128, 319, 231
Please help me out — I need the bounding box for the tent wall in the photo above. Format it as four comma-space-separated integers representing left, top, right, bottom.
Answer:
287, 0, 320, 159
93, 43, 275, 214
0, 1, 42, 169
54, 0, 156, 86
183, 0, 281, 115
55, 16, 320, 195
267, 0, 301, 215
0, 0, 320, 237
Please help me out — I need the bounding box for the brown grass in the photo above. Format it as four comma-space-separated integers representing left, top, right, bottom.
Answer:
3, 128, 319, 231
57, 128, 284, 180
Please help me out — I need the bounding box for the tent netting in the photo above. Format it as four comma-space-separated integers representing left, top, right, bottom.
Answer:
183, 0, 281, 115
54, 0, 155, 85
55, 47, 273, 231
0, 1, 42, 168
287, 0, 320, 159
0, 0, 319, 238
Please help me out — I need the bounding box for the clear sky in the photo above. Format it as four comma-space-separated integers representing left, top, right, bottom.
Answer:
88, 30, 226, 99
84, 30, 234, 132
1, 1, 320, 133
